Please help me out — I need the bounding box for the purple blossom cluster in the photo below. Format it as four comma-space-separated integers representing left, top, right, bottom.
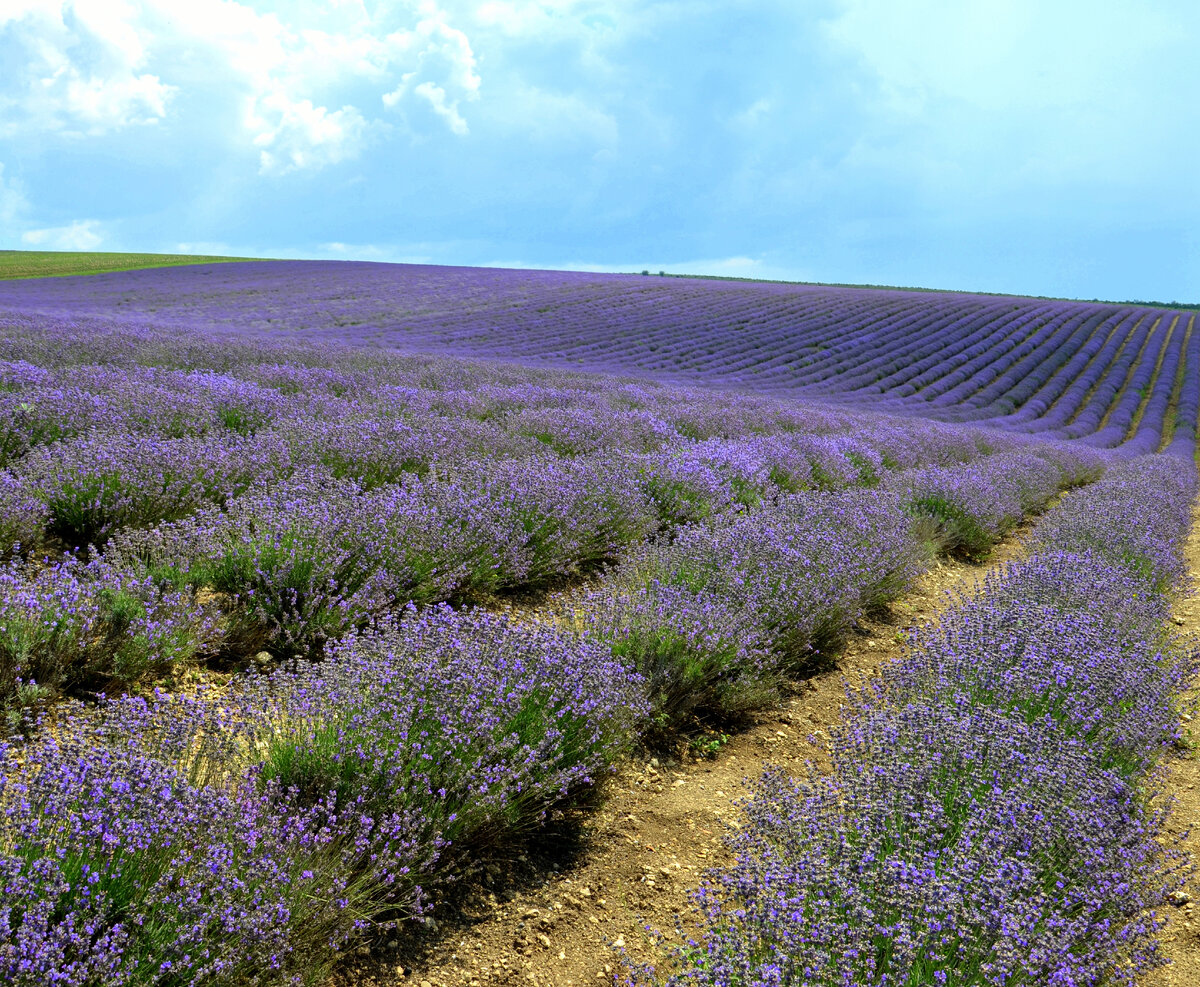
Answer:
638, 453, 1197, 987
582, 446, 1100, 732
882, 447, 1100, 557
18, 430, 292, 549
0, 262, 1194, 985
1032, 454, 1197, 591
0, 556, 216, 715
0, 695, 431, 986
106, 458, 661, 658
1, 263, 1192, 456
238, 605, 647, 851
575, 486, 921, 732
0, 606, 646, 985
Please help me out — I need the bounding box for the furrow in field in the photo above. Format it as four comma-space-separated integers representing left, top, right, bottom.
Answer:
371, 525, 1043, 987
1051, 311, 1148, 436
1120, 314, 1184, 449
1088, 315, 1163, 440
1138, 493, 1200, 987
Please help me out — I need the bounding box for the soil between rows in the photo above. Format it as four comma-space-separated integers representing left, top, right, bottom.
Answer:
333, 529, 1038, 987
1139, 496, 1200, 987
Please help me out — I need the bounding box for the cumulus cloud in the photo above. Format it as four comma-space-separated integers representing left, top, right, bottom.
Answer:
0, 1, 173, 137
0, 162, 103, 252
825, 0, 1179, 114
251, 96, 369, 175
21, 219, 104, 250
817, 0, 1200, 221
381, 9, 480, 135
0, 0, 481, 171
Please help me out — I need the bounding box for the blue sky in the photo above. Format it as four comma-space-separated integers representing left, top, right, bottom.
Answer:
1, 1, 1198, 302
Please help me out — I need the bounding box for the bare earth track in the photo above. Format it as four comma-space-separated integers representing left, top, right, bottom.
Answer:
335, 530, 1038, 987
1141, 495, 1200, 987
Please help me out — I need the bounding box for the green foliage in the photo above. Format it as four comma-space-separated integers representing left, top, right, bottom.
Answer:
689, 731, 731, 759
216, 403, 270, 436
606, 623, 774, 737
0, 250, 255, 280
907, 494, 991, 559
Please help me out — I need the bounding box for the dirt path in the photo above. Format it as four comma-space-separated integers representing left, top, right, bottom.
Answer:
1140, 497, 1200, 987
333, 531, 1036, 987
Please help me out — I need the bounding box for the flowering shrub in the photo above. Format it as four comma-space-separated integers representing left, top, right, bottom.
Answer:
1033, 454, 1196, 591
885, 450, 1064, 556
240, 605, 647, 851
0, 606, 645, 984
638, 453, 1197, 986
0, 698, 427, 987
19, 431, 292, 549
650, 704, 1178, 987
581, 487, 923, 731
0, 557, 217, 714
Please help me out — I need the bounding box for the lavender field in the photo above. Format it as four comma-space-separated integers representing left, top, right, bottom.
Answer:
0, 260, 1195, 986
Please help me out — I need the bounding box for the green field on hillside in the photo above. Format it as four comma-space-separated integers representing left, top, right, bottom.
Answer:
0, 250, 256, 280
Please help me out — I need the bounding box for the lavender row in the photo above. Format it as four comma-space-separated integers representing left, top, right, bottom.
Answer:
1165, 317, 1200, 456
0, 419, 993, 557
4, 263, 1193, 454
0, 421, 985, 710
0, 319, 1054, 560
575, 446, 1101, 734
0, 433, 1134, 983
0, 416, 1037, 725
0, 606, 647, 985
641, 454, 1198, 986
0, 317, 1017, 466
0, 406, 1123, 986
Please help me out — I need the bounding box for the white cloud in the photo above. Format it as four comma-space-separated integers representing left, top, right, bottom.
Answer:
825, 1, 1183, 115
491, 84, 617, 147
0, 0, 481, 170
411, 82, 468, 135
819, 0, 1200, 214
0, 0, 174, 137
480, 255, 813, 283
732, 99, 771, 130
471, 1, 623, 42
21, 219, 104, 250
381, 8, 480, 135
251, 96, 368, 175
646, 256, 814, 282
319, 241, 433, 263
174, 240, 237, 255
0, 163, 101, 251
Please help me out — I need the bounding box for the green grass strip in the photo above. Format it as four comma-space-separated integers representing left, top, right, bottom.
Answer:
0, 250, 260, 280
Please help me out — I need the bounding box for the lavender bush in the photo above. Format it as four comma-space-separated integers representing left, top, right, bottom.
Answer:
239, 605, 647, 850
0, 556, 217, 715
643, 704, 1180, 987
19, 431, 292, 549
0, 698, 427, 986
880, 591, 1197, 777
578, 487, 923, 731
640, 452, 1197, 986
885, 454, 1048, 557
1032, 454, 1196, 591
0, 261, 1194, 986
0, 606, 645, 985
